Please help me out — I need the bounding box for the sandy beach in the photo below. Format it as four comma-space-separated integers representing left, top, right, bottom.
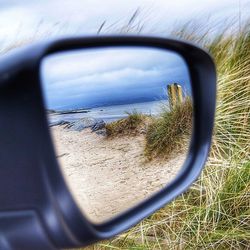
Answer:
51, 126, 185, 223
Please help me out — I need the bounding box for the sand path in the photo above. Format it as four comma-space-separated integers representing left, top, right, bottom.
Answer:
51, 126, 185, 223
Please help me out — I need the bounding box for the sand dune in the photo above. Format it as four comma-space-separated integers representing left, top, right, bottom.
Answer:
51, 126, 185, 223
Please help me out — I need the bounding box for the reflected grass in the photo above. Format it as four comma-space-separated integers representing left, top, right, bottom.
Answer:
105, 110, 148, 137
105, 97, 192, 161
145, 98, 192, 160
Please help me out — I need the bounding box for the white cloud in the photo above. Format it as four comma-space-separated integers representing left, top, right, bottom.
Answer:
0, 0, 249, 48
40, 46, 190, 109
41, 47, 183, 88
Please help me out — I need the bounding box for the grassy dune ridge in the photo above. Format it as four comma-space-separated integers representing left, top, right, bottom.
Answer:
105, 111, 148, 137
145, 98, 192, 159
91, 22, 250, 249
105, 97, 192, 160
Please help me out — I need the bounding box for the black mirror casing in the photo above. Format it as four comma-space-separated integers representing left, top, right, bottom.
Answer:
0, 36, 216, 250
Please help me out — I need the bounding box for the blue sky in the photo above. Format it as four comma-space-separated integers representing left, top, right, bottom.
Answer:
41, 47, 190, 110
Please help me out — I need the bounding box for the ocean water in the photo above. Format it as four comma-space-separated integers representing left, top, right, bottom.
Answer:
49, 100, 169, 124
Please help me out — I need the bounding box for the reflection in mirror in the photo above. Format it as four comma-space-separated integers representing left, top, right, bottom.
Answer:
41, 47, 192, 223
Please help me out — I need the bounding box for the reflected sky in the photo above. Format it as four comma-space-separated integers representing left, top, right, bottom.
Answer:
41, 47, 191, 110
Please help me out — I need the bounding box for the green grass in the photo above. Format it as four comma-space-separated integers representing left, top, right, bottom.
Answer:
105, 111, 148, 137
145, 98, 192, 159
92, 21, 250, 250
105, 98, 192, 161
106, 97, 192, 159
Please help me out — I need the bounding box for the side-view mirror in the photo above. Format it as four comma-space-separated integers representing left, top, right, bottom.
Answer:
0, 36, 216, 250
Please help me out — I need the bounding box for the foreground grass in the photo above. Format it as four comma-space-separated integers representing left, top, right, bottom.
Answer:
91, 22, 250, 249
97, 161, 250, 249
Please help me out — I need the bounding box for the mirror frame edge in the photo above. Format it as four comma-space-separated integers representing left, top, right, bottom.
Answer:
0, 35, 216, 249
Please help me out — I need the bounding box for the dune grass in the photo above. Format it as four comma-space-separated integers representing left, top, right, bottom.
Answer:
105, 111, 148, 137
89, 21, 250, 250
145, 98, 192, 159
105, 98, 192, 161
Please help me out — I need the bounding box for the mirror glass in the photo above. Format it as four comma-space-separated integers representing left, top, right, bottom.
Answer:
40, 46, 193, 223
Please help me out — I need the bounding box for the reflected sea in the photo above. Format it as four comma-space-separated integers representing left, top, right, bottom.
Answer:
48, 100, 168, 124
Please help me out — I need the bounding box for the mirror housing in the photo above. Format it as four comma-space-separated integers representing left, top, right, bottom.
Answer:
0, 36, 216, 250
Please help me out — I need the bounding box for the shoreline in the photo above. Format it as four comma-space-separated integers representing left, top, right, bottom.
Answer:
47, 99, 168, 126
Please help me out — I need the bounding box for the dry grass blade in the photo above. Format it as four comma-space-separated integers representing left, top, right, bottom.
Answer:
95, 19, 250, 250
